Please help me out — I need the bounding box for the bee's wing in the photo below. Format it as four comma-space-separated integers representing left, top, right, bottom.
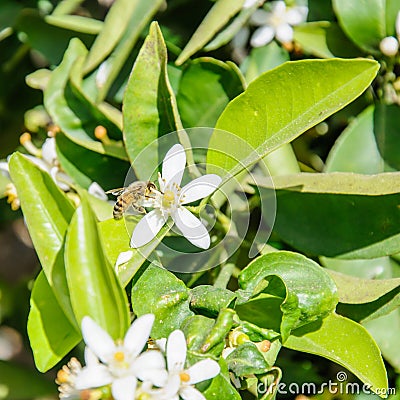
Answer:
105, 187, 125, 196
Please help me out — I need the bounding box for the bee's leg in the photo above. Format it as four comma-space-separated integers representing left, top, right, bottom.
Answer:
135, 206, 146, 214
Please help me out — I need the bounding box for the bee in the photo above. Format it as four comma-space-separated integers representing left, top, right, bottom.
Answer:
106, 181, 157, 220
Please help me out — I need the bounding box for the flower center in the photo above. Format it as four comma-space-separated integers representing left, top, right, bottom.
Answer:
162, 189, 176, 208
114, 351, 125, 362
180, 372, 191, 382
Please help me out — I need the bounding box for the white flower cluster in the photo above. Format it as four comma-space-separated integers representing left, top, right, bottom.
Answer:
380, 12, 400, 56
57, 314, 220, 400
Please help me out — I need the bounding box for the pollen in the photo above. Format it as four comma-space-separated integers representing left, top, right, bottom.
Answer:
19, 132, 32, 145
180, 372, 191, 382
5, 183, 20, 211
56, 369, 69, 384
94, 125, 111, 144
19, 132, 42, 157
114, 351, 125, 362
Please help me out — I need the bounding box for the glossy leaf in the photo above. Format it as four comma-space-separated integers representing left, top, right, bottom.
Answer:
98, 218, 170, 287
177, 58, 244, 128
257, 172, 400, 258
207, 59, 379, 177
83, 0, 140, 73
44, 38, 127, 160
8, 153, 76, 323
226, 342, 270, 376
65, 195, 130, 339
241, 42, 289, 83
94, 0, 164, 100
28, 272, 81, 372
123, 22, 184, 179
293, 22, 335, 58
176, 0, 244, 65
285, 313, 388, 397
238, 252, 338, 341
332, 0, 386, 53
190, 285, 236, 316
327, 269, 400, 304
131, 264, 194, 338
44, 15, 103, 34
374, 103, 400, 170
363, 309, 400, 370
325, 106, 387, 173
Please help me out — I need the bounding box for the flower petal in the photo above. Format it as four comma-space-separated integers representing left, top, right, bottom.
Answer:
134, 350, 167, 386
285, 6, 308, 25
124, 314, 155, 357
88, 182, 108, 200
180, 385, 206, 400
130, 209, 167, 248
81, 316, 115, 363
167, 330, 187, 372
74, 364, 112, 390
187, 359, 220, 384
275, 23, 293, 43
250, 26, 275, 47
162, 144, 186, 186
111, 376, 137, 400
84, 347, 100, 366
0, 161, 10, 178
396, 11, 400, 38
41, 138, 57, 165
172, 208, 210, 249
180, 174, 221, 204
115, 250, 133, 268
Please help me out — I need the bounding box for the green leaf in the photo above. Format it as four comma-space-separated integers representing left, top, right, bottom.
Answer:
44, 38, 127, 160
0, 360, 56, 399
293, 22, 335, 58
8, 153, 76, 324
44, 15, 103, 34
98, 218, 170, 287
241, 42, 289, 83
207, 59, 379, 177
65, 195, 130, 339
374, 103, 400, 170
285, 313, 388, 397
55, 132, 129, 190
28, 272, 81, 372
226, 342, 270, 376
83, 0, 141, 73
325, 106, 387, 173
91, 0, 164, 100
257, 172, 400, 258
363, 309, 400, 370
332, 0, 386, 53
327, 269, 400, 304
175, 0, 244, 65
131, 264, 194, 338
177, 58, 244, 128
15, 9, 94, 65
190, 285, 236, 316
123, 22, 183, 179
238, 252, 338, 341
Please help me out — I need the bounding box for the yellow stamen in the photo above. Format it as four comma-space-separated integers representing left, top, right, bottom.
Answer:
94, 125, 111, 144
180, 372, 191, 382
5, 183, 20, 211
56, 369, 69, 384
19, 132, 42, 157
114, 351, 125, 362
47, 124, 60, 137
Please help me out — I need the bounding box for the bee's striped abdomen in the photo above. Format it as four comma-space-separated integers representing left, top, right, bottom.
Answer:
113, 196, 127, 220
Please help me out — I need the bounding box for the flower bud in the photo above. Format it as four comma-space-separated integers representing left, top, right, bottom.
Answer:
379, 36, 399, 56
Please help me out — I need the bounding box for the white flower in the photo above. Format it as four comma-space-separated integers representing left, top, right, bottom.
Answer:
146, 330, 220, 400
130, 144, 222, 250
243, 0, 263, 9
0, 160, 10, 180
75, 315, 167, 400
250, 1, 308, 47
88, 181, 109, 201
19, 133, 73, 191
380, 11, 400, 56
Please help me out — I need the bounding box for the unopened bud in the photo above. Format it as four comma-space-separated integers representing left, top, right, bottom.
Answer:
380, 36, 399, 56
